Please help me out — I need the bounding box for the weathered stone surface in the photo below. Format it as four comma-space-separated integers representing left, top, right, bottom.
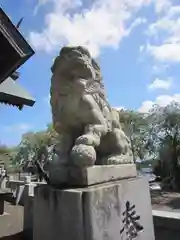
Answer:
49, 45, 133, 179
23, 182, 46, 240
33, 177, 155, 240
49, 164, 69, 185
83, 177, 154, 240
23, 184, 36, 240
33, 185, 84, 240
69, 164, 137, 186
153, 210, 180, 240
49, 164, 137, 187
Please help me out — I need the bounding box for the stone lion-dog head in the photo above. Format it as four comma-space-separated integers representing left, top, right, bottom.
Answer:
51, 46, 102, 83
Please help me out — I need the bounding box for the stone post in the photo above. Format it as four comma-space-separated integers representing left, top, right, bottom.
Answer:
23, 183, 37, 240
25, 176, 31, 184
0, 176, 7, 189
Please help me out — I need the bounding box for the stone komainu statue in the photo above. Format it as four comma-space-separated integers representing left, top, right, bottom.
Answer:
50, 46, 133, 168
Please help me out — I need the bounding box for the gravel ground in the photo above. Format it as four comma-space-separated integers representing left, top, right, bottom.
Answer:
0, 201, 24, 240
151, 190, 180, 212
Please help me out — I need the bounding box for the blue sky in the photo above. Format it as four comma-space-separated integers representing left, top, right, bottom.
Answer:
1, 0, 180, 146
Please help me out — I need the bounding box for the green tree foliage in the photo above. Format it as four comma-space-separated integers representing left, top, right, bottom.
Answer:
0, 143, 17, 171
148, 101, 180, 189
11, 123, 58, 172
118, 110, 150, 161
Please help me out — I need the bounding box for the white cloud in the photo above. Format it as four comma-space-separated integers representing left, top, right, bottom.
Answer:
153, 0, 171, 13
139, 45, 145, 52
147, 43, 180, 62
33, 0, 51, 15
148, 78, 172, 90
151, 64, 169, 74
138, 94, 180, 113
113, 106, 126, 111
29, 0, 152, 57
146, 4, 180, 62
138, 100, 154, 113
3, 124, 32, 133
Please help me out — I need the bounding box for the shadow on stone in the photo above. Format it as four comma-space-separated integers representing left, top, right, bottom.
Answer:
3, 195, 16, 205
0, 231, 25, 240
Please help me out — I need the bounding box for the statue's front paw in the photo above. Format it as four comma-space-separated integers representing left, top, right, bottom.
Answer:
76, 134, 100, 146
101, 154, 134, 165
70, 144, 96, 167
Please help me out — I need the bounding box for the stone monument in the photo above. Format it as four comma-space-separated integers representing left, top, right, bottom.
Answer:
33, 46, 155, 240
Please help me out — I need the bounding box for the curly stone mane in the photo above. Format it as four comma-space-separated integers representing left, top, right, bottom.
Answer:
50, 46, 109, 130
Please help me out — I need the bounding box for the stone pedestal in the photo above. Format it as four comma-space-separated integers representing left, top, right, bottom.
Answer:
49, 164, 137, 187
33, 176, 155, 240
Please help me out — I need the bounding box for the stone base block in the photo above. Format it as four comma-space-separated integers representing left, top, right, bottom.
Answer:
49, 164, 137, 187
33, 177, 155, 240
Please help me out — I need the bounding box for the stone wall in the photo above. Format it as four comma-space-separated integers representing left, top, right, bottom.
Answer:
153, 210, 180, 240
